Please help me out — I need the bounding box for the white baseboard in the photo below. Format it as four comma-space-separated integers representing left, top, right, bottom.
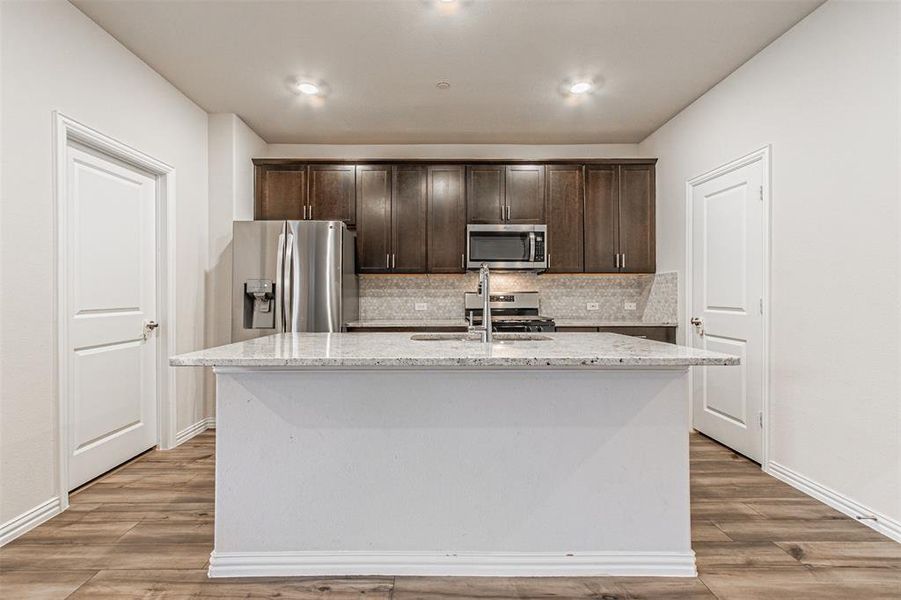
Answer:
208, 550, 697, 578
174, 416, 216, 446
766, 461, 901, 543
0, 497, 62, 547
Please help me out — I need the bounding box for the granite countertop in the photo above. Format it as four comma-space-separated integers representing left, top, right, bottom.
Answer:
346, 319, 469, 328
170, 332, 737, 369
346, 319, 676, 328
553, 319, 678, 327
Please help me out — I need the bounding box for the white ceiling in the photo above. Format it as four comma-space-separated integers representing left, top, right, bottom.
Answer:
73, 0, 823, 144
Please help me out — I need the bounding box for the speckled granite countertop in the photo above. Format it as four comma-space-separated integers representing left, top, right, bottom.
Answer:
346, 319, 469, 328
170, 332, 736, 369
553, 319, 678, 328
346, 319, 676, 329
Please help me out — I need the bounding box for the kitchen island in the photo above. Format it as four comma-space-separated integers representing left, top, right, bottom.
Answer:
171, 332, 737, 578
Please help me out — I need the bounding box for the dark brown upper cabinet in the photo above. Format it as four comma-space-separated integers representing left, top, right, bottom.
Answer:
355, 165, 392, 273
356, 165, 427, 274
255, 165, 306, 220
428, 166, 466, 273
545, 165, 584, 273
254, 158, 655, 275
391, 165, 428, 273
308, 165, 356, 225
466, 165, 545, 224
617, 164, 655, 273
584, 164, 655, 273
466, 165, 505, 223
584, 166, 619, 272
505, 165, 545, 223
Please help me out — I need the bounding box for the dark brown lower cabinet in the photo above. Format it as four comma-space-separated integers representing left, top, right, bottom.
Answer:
428, 166, 466, 273
556, 325, 676, 344
545, 165, 584, 272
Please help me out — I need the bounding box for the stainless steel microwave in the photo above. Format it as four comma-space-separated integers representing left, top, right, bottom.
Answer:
466, 224, 547, 270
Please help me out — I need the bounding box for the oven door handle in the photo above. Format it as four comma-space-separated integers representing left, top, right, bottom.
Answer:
528, 231, 536, 263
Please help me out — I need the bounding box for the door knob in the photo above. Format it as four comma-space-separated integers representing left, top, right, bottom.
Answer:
690, 317, 704, 336
143, 320, 159, 340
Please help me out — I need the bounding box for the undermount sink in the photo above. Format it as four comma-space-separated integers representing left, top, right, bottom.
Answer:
410, 333, 553, 343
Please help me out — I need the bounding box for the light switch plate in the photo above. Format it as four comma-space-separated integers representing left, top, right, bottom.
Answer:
624, 301, 637, 311
414, 303, 428, 311
586, 302, 600, 311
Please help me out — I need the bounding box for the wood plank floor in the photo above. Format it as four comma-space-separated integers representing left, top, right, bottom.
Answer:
2, 431, 898, 599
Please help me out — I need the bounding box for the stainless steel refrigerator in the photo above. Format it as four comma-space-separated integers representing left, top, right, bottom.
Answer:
232, 220, 358, 342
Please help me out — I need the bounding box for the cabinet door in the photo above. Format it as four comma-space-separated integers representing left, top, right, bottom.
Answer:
428, 166, 466, 273
392, 165, 428, 273
466, 165, 505, 223
355, 165, 391, 273
584, 166, 620, 272
545, 165, 583, 272
618, 164, 656, 273
506, 165, 545, 223
256, 166, 306, 220
308, 165, 356, 224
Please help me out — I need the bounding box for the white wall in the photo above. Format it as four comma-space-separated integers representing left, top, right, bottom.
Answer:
0, 1, 210, 525
266, 143, 638, 160
639, 0, 900, 527
207, 114, 265, 404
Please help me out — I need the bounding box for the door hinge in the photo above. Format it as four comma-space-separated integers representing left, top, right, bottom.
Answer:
759, 298, 764, 314
759, 185, 764, 201
758, 412, 763, 428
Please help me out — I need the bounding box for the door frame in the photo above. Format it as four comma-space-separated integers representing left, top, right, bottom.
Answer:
684, 145, 772, 468
53, 112, 178, 509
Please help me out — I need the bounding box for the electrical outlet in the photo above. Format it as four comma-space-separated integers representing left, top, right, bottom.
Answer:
624, 301, 637, 311
414, 303, 428, 311
586, 302, 600, 311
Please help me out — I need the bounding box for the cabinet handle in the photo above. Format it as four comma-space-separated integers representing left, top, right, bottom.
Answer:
547, 253, 551, 269
308, 205, 313, 219
392, 253, 396, 269
615, 253, 620, 269
386, 253, 390, 269
506, 205, 511, 221
621, 253, 626, 270
461, 253, 465, 269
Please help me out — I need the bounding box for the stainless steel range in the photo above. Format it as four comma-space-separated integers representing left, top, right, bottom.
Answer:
463, 291, 556, 333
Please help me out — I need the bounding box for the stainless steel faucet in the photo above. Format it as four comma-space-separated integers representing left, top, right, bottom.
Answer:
468, 263, 493, 343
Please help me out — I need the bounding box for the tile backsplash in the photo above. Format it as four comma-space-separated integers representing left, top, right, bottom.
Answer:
359, 272, 678, 323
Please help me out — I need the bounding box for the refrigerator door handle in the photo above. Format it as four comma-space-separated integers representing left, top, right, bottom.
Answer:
276, 230, 287, 332
283, 232, 295, 332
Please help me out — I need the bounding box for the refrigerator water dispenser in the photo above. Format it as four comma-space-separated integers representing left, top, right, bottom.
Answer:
243, 279, 275, 329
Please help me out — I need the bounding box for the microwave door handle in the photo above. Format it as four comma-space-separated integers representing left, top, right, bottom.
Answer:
529, 232, 536, 262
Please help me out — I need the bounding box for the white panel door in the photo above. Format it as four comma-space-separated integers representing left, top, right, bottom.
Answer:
66, 144, 159, 489
690, 158, 764, 462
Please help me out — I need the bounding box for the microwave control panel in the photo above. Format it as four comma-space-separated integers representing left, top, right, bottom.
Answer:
534, 233, 545, 261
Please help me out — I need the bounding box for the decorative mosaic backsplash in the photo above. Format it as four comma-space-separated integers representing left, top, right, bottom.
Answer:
359, 272, 678, 323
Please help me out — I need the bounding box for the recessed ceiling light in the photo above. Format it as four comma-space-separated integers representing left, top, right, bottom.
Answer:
439, 0, 455, 3
568, 81, 593, 95
436, 81, 451, 90
296, 81, 321, 96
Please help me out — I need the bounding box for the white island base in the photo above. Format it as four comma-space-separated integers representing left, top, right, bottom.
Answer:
209, 367, 695, 578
